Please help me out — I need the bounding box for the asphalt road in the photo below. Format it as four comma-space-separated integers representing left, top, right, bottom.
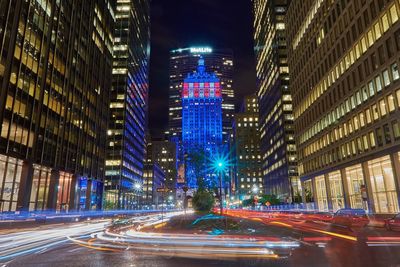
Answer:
1, 212, 400, 267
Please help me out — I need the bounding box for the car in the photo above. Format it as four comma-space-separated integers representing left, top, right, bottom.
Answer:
384, 213, 400, 231
331, 208, 369, 228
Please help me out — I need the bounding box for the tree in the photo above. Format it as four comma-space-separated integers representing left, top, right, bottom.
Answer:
185, 146, 208, 189
192, 189, 215, 213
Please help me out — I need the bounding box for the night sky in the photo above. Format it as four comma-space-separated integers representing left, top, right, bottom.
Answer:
149, 0, 257, 137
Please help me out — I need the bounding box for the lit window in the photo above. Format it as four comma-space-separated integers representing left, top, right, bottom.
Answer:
388, 95, 395, 112
383, 69, 391, 87
391, 63, 399, 80
375, 75, 382, 92
390, 4, 399, 24
379, 99, 387, 116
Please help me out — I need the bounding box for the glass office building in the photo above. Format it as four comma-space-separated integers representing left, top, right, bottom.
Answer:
104, 0, 150, 210
287, 0, 400, 213
0, 0, 114, 212
253, 0, 300, 201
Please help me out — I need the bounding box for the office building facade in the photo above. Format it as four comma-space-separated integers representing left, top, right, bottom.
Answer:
182, 57, 223, 188
253, 0, 300, 200
104, 0, 150, 209
233, 95, 263, 198
0, 0, 114, 212
287, 0, 400, 213
143, 162, 164, 206
146, 139, 177, 200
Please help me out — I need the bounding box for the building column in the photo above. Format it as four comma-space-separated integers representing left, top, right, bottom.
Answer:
390, 152, 400, 211
311, 177, 318, 211
16, 161, 33, 211
69, 174, 79, 212
362, 161, 375, 213
46, 170, 60, 211
324, 174, 333, 211
85, 179, 92, 211
340, 168, 351, 208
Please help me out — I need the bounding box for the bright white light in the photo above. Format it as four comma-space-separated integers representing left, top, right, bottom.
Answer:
190, 47, 212, 53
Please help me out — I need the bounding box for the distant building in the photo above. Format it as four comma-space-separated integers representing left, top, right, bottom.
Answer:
147, 139, 177, 199
253, 0, 300, 201
0, 1, 114, 212
287, 0, 400, 213
143, 163, 165, 206
168, 47, 234, 179
233, 95, 263, 198
105, 0, 151, 210
182, 57, 223, 188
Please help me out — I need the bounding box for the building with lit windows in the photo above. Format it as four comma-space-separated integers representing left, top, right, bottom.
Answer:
143, 163, 164, 206
287, 0, 400, 213
0, 1, 114, 212
253, 0, 300, 201
105, 0, 150, 210
232, 95, 263, 198
182, 57, 223, 188
168, 47, 234, 176
146, 138, 177, 200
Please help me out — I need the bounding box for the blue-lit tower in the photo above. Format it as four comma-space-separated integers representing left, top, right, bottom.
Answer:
182, 57, 223, 188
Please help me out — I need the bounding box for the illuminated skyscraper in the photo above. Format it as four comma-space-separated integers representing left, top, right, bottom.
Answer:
168, 47, 234, 143
232, 95, 263, 198
287, 0, 400, 213
253, 0, 300, 201
182, 57, 223, 188
105, 0, 150, 209
146, 138, 177, 200
0, 1, 114, 212
168, 47, 234, 184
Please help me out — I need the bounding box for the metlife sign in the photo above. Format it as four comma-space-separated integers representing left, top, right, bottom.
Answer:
190, 47, 212, 53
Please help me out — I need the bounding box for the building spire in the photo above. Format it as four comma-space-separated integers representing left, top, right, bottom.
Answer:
197, 56, 205, 73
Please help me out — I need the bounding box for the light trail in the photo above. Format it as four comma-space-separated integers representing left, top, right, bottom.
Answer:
65, 210, 299, 260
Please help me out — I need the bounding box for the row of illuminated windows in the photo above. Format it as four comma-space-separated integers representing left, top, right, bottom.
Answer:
237, 123, 259, 127
238, 155, 261, 160
300, 63, 399, 144
304, 88, 400, 157
240, 178, 263, 182
302, 121, 400, 175
264, 158, 285, 176
240, 183, 263, 189
292, 0, 325, 50
296, 2, 400, 119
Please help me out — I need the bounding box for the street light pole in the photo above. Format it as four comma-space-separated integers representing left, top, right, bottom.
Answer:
219, 170, 223, 215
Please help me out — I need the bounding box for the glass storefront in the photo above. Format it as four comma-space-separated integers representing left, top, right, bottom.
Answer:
328, 171, 344, 211
29, 165, 51, 211
0, 155, 22, 212
345, 164, 366, 209
57, 172, 72, 212
315, 175, 329, 211
368, 155, 399, 213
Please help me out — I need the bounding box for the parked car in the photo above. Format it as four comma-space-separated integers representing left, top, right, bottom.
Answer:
331, 208, 369, 228
385, 213, 400, 231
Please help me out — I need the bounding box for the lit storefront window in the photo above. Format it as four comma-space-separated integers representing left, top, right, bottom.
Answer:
0, 155, 23, 212
345, 164, 366, 209
57, 172, 72, 212
328, 171, 344, 212
29, 165, 51, 211
368, 155, 399, 213
315, 175, 328, 211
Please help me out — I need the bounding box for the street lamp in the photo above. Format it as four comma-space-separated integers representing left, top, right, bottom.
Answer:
215, 159, 226, 215
252, 185, 259, 194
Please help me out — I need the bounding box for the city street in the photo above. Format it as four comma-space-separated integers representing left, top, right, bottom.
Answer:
1, 211, 400, 267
